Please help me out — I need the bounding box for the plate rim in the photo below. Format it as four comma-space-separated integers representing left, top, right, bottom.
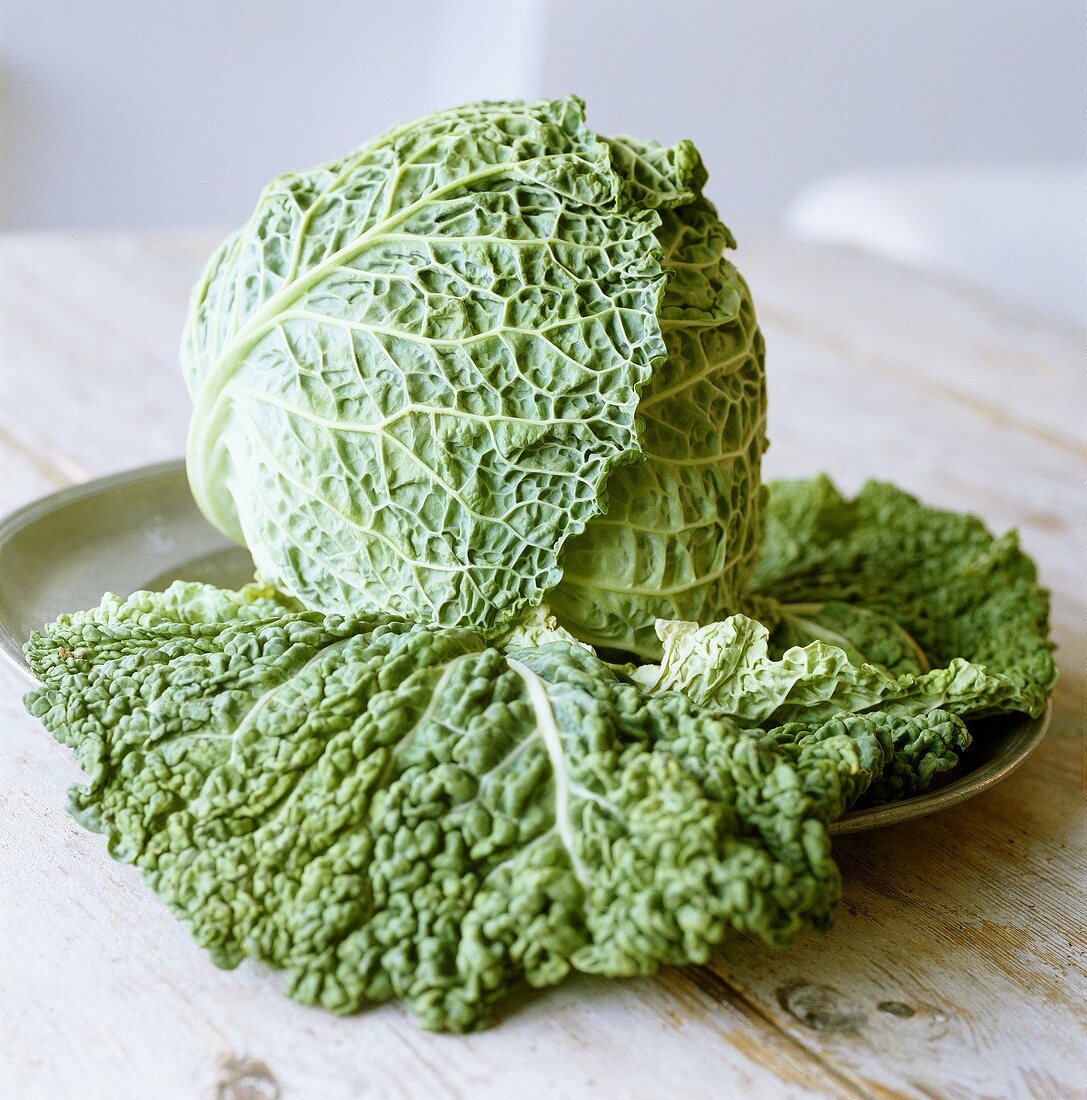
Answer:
0, 458, 189, 681
830, 703, 1052, 833
0, 458, 1054, 832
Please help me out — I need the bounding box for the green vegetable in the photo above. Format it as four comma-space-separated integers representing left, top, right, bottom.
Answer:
27, 581, 898, 1032
183, 99, 765, 654
642, 614, 993, 724
637, 614, 974, 794
550, 189, 765, 657
752, 477, 1056, 718
21, 471, 1053, 1027
21, 95, 1056, 1031
772, 602, 930, 676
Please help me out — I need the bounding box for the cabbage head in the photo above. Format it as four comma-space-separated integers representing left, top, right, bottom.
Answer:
183, 97, 765, 657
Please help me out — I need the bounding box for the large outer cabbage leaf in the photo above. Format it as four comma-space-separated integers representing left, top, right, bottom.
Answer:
26, 581, 896, 1032
182, 101, 766, 654
752, 477, 1057, 718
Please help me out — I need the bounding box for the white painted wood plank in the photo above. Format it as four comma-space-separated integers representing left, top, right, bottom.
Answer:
0, 657, 849, 1100
739, 235, 1087, 449
0, 233, 202, 478
0, 424, 84, 512
2, 230, 1084, 1100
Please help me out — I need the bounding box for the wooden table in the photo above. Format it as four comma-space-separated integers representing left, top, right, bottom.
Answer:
2, 232, 1084, 1100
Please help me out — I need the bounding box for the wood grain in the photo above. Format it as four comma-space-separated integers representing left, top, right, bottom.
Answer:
1, 231, 1084, 1100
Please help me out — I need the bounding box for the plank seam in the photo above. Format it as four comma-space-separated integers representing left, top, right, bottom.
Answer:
683, 964, 907, 1100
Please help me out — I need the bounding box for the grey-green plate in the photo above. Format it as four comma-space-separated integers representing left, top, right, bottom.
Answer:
0, 460, 1052, 834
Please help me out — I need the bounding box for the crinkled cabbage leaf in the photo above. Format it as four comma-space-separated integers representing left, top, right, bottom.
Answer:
549, 141, 766, 657
752, 477, 1056, 718
25, 581, 949, 1032
642, 615, 1003, 725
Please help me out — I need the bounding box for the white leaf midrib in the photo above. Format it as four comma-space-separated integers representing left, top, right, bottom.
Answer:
504, 657, 621, 888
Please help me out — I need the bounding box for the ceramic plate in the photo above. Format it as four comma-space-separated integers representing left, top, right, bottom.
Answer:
0, 460, 1051, 834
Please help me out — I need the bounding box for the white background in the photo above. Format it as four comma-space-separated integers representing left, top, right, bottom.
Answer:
3, 0, 1084, 237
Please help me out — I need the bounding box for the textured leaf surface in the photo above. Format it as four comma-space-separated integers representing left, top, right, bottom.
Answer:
646, 615, 994, 725
772, 601, 929, 677
25, 582, 888, 1032
752, 477, 1057, 718
183, 98, 690, 634
640, 615, 971, 799
497, 602, 590, 651
183, 106, 767, 651
550, 162, 767, 658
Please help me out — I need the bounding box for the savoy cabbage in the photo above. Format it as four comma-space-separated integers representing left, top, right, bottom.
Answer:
21, 97, 1056, 1031
182, 97, 765, 657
